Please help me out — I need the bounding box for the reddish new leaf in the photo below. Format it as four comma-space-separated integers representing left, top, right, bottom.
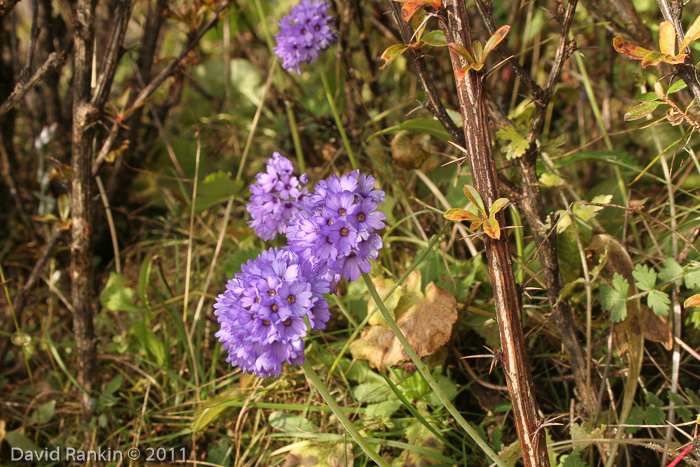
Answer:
380, 44, 408, 69
659, 21, 677, 56
680, 14, 700, 52
483, 25, 510, 59
444, 208, 481, 222
470, 219, 484, 232
447, 42, 475, 64
684, 294, 700, 308
482, 217, 501, 240
613, 36, 653, 60
400, 2, 424, 22
455, 65, 472, 81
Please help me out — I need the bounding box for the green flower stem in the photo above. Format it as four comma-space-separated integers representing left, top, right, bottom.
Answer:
320, 69, 358, 170
301, 359, 390, 467
285, 100, 306, 173
361, 272, 506, 467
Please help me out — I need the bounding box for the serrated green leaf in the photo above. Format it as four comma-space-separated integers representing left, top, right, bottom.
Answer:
624, 100, 662, 121
496, 126, 529, 160
100, 273, 141, 313
659, 259, 683, 283
539, 172, 565, 187
644, 406, 666, 425
559, 451, 588, 467
633, 264, 657, 291
572, 194, 612, 222
600, 273, 629, 322
648, 290, 670, 316
684, 268, 700, 289
646, 392, 664, 407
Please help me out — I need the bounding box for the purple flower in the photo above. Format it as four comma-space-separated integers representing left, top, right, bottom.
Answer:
214, 247, 330, 378
286, 170, 386, 282
247, 153, 307, 241
274, 0, 337, 75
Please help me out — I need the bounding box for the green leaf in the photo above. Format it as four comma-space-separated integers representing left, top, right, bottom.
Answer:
539, 172, 565, 187
194, 172, 243, 212
30, 400, 56, 424
646, 392, 664, 407
659, 258, 683, 283
462, 185, 486, 216
648, 290, 670, 316
268, 412, 319, 433
367, 118, 452, 142
634, 92, 661, 101
380, 44, 409, 69
5, 430, 38, 453
684, 267, 700, 289
644, 406, 666, 425
496, 126, 529, 159
633, 264, 657, 291
131, 318, 166, 366
489, 198, 510, 217
57, 194, 70, 222
420, 30, 447, 47
100, 273, 141, 313
447, 42, 475, 63
600, 273, 629, 322
105, 374, 123, 394
666, 79, 687, 94
560, 451, 588, 467
624, 100, 662, 121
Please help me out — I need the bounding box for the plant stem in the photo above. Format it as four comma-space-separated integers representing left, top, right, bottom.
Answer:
301, 359, 390, 467
320, 69, 358, 170
285, 100, 306, 173
361, 272, 506, 467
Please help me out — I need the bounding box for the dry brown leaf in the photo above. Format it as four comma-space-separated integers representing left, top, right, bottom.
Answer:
640, 306, 673, 350
351, 281, 457, 371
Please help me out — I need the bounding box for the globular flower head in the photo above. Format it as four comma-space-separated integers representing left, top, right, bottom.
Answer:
286, 171, 386, 282
214, 247, 330, 378
247, 153, 307, 241
274, 0, 337, 75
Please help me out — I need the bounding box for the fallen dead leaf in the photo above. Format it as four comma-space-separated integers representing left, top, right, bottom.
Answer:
351, 278, 458, 371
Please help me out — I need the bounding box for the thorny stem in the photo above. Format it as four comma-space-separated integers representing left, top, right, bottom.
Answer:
439, 1, 550, 465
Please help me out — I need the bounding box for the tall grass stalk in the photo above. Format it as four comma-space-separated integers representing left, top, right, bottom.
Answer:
361, 272, 506, 467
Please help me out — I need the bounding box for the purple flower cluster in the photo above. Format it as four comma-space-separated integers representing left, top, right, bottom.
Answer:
214, 248, 331, 378
247, 153, 308, 241
286, 170, 386, 282
218, 155, 385, 378
274, 0, 337, 75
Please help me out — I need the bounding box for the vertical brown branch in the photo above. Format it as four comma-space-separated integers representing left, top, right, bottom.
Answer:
71, 0, 98, 422
439, 1, 549, 465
